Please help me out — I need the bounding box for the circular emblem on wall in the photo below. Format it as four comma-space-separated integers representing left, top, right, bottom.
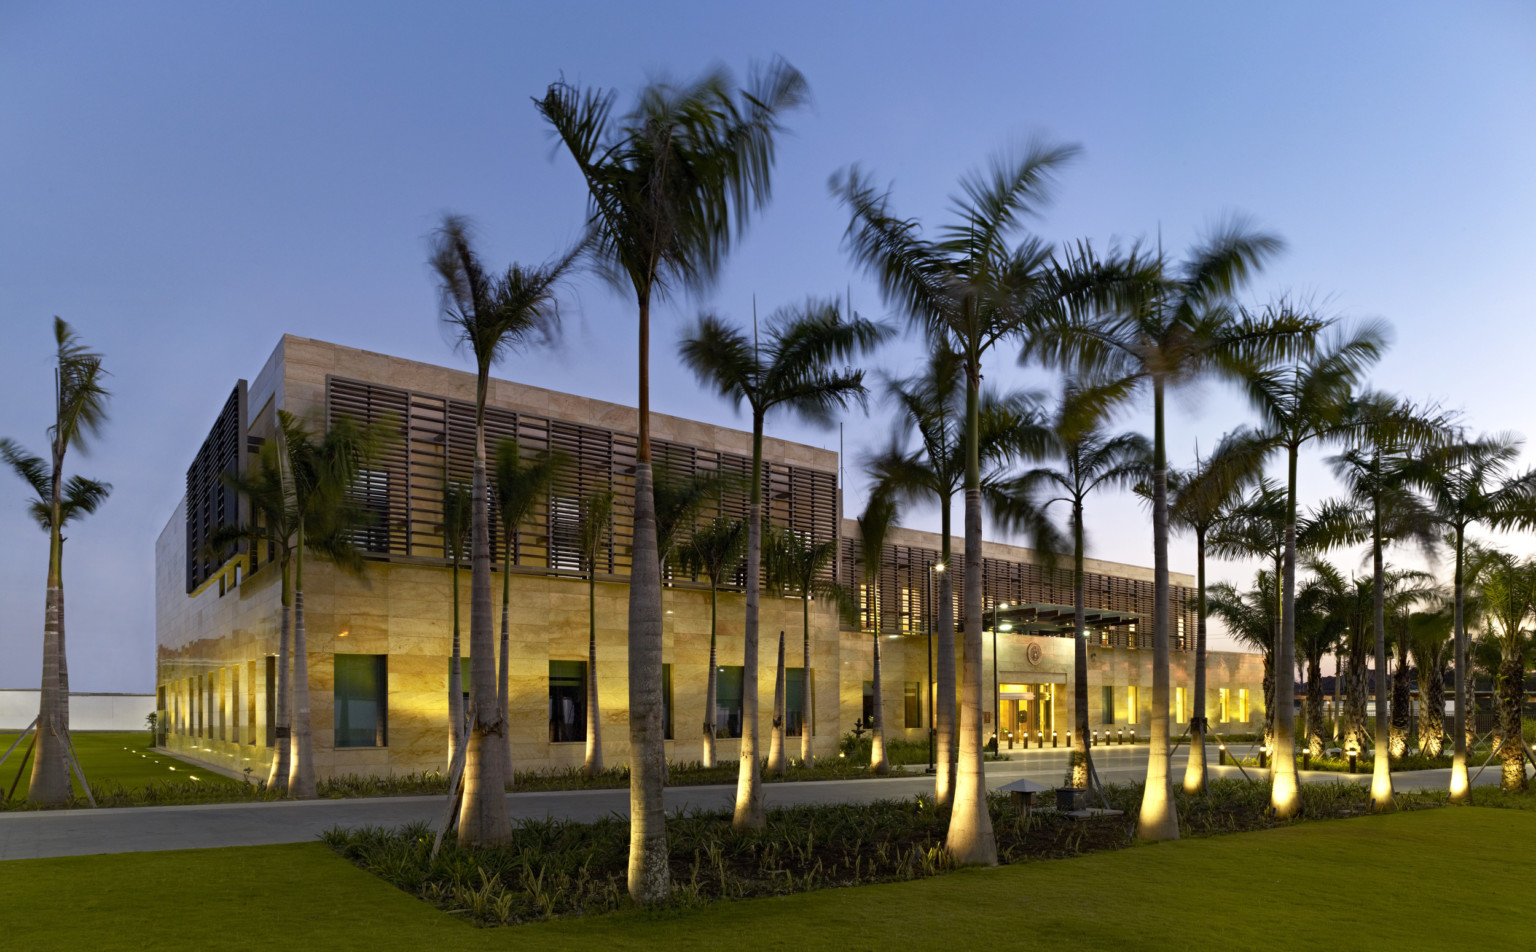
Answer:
1026, 642, 1043, 666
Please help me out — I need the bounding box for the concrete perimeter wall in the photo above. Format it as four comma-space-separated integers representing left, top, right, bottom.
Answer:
0, 691, 156, 731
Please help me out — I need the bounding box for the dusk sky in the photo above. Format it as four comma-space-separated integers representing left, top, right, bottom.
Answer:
3, 2, 1533, 693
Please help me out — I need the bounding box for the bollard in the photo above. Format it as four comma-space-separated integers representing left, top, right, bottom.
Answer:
1218, 745, 1227, 766
1037, 730, 1044, 747
1302, 751, 1311, 770
1091, 730, 1097, 747
1348, 753, 1357, 774
1052, 730, 1059, 748
1259, 750, 1268, 769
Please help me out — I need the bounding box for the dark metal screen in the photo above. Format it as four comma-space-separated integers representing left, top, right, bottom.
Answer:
185, 381, 247, 593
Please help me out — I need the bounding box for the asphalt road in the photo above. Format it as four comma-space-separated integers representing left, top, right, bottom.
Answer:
0, 744, 1521, 860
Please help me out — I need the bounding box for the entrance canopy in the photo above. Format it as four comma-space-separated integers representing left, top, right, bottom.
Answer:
984, 602, 1141, 636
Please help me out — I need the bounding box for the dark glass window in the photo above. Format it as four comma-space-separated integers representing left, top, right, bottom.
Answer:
662, 663, 674, 741
334, 654, 387, 748
1101, 686, 1115, 725
904, 681, 921, 728
786, 668, 811, 736
862, 679, 874, 729
715, 666, 744, 739
265, 657, 276, 747
549, 660, 586, 743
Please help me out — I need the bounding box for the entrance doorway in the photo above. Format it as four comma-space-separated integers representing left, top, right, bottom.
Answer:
999, 683, 1056, 747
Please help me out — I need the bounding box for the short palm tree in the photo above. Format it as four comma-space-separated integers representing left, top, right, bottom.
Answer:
491, 438, 566, 778
1471, 550, 1536, 790
1, 318, 109, 804
1240, 316, 1386, 817
836, 141, 1100, 863
772, 528, 847, 769
855, 489, 901, 776
1029, 225, 1302, 839
1207, 570, 1280, 733
1296, 561, 1347, 758
538, 60, 807, 900
578, 489, 615, 777
679, 299, 887, 829
431, 215, 573, 845
864, 347, 1032, 807
990, 384, 1150, 790
1408, 607, 1453, 756
680, 517, 746, 768
1403, 435, 1536, 800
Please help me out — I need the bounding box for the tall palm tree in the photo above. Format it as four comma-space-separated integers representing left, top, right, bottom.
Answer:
577, 490, 616, 776
836, 141, 1106, 863
2, 318, 109, 804
990, 384, 1150, 790
1408, 607, 1453, 756
1240, 316, 1386, 817
1403, 435, 1536, 800
1029, 226, 1303, 840
864, 347, 1032, 807
0, 446, 110, 743
1326, 392, 1448, 806
441, 480, 472, 771
773, 528, 847, 769
431, 215, 572, 845
278, 409, 382, 799
491, 438, 566, 779
1471, 550, 1536, 791
679, 300, 887, 829
681, 516, 746, 768
856, 489, 901, 776
538, 60, 807, 900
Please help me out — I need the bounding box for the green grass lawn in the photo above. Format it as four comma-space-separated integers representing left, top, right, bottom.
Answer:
1, 807, 1530, 951
0, 731, 236, 801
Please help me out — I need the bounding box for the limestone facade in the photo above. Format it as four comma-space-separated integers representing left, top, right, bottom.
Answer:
154, 336, 1266, 781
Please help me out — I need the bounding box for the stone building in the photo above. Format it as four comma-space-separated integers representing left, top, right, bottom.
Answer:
154, 335, 1265, 781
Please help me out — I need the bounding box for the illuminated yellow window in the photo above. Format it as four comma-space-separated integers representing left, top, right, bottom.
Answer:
1238, 688, 1251, 723
860, 584, 881, 631
1218, 688, 1231, 723
1175, 686, 1187, 725
899, 587, 913, 633
1126, 685, 1139, 724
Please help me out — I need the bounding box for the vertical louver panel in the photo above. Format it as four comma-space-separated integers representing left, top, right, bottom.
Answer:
185, 381, 247, 593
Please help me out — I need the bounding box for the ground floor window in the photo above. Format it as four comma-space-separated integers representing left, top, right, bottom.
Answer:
786, 668, 812, 736
1175, 686, 1187, 726
862, 679, 875, 729
1238, 687, 1251, 723
549, 660, 586, 743
662, 663, 674, 741
715, 666, 744, 738
1101, 685, 1114, 724
904, 681, 921, 728
334, 654, 388, 748
265, 657, 276, 747
1126, 685, 1139, 724
1218, 687, 1231, 723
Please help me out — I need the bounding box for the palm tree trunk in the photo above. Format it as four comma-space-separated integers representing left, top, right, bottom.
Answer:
448, 558, 463, 770
1261, 656, 1275, 748
1450, 529, 1470, 801
1498, 654, 1526, 791
289, 536, 317, 799
499, 539, 513, 785
265, 565, 292, 795
29, 585, 70, 803
801, 596, 813, 767
1182, 527, 1208, 795
703, 584, 718, 768
1306, 653, 1326, 759
1369, 495, 1393, 807
1270, 442, 1302, 818
1390, 654, 1411, 757
732, 422, 766, 831
626, 458, 670, 902
767, 630, 786, 777
1071, 499, 1090, 790
584, 569, 604, 776
1137, 379, 1179, 840
57, 594, 69, 736
870, 622, 888, 775
1344, 649, 1370, 755
934, 500, 956, 808
945, 365, 996, 865
1421, 663, 1445, 757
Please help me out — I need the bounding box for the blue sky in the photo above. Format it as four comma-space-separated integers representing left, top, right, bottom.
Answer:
2, 1, 1533, 691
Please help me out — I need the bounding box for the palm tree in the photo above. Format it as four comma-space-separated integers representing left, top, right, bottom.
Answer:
1296, 561, 1347, 758
772, 528, 846, 769
278, 409, 382, 799
1408, 607, 1453, 756
679, 300, 887, 829
0, 447, 110, 740
1029, 226, 1303, 840
431, 215, 573, 845
1386, 602, 1415, 757
1325, 392, 1448, 806
1145, 431, 1265, 793
835, 141, 1108, 863
681, 517, 746, 768
990, 384, 1150, 790
577, 489, 616, 777
1403, 435, 1536, 800
1208, 570, 1281, 736
441, 480, 472, 771
864, 347, 1032, 807
1471, 550, 1536, 791
1, 319, 109, 804
855, 489, 901, 776
491, 438, 565, 778
1240, 316, 1386, 817
538, 59, 807, 900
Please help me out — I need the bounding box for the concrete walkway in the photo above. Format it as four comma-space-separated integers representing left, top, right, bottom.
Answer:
0, 745, 1518, 861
